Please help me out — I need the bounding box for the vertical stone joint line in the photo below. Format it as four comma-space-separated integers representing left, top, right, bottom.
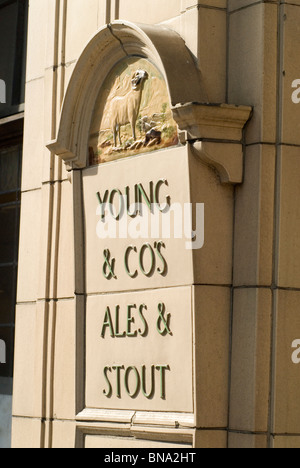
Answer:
41, 0, 68, 450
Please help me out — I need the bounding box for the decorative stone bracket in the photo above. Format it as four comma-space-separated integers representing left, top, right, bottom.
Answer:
47, 20, 252, 184
172, 103, 252, 184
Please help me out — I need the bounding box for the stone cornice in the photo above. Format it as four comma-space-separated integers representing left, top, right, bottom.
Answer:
172, 103, 253, 184
172, 102, 252, 142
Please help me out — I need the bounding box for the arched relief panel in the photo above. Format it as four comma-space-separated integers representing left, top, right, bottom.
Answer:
47, 20, 206, 169
89, 57, 180, 165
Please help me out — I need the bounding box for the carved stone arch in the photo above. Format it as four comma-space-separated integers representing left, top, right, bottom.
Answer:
47, 20, 206, 169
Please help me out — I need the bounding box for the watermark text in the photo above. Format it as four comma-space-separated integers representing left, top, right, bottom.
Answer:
291, 79, 300, 104
96, 199, 205, 250
292, 339, 300, 364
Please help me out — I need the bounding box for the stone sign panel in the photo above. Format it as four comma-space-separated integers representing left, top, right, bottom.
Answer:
77, 50, 213, 420
82, 143, 198, 414
82, 145, 201, 295
85, 286, 194, 413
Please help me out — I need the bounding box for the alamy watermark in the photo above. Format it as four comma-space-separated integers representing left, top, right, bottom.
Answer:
0, 79, 6, 104
96, 198, 205, 250
291, 339, 300, 364
0, 339, 6, 364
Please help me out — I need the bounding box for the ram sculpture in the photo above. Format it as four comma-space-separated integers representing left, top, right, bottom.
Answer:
110, 69, 149, 147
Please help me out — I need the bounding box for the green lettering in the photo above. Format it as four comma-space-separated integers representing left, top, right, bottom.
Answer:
109, 188, 124, 220
103, 367, 112, 397
124, 245, 138, 279
138, 304, 148, 337
125, 366, 140, 398
101, 307, 115, 338
141, 365, 155, 399
127, 305, 137, 337
126, 185, 139, 218
156, 365, 170, 400
96, 190, 109, 220
155, 241, 168, 276
112, 365, 124, 398
154, 179, 171, 212
139, 243, 156, 277
115, 305, 126, 338
137, 182, 153, 212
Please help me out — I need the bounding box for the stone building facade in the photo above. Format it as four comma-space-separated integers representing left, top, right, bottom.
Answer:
0, 0, 300, 449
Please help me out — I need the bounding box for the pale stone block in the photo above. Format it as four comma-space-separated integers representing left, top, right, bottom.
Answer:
179, 7, 199, 60
43, 68, 55, 184
272, 436, 300, 449
37, 183, 53, 301
182, 0, 226, 9
25, 0, 48, 82
43, 66, 71, 185
17, 189, 42, 303
64, 0, 99, 64
55, 180, 75, 299
233, 144, 276, 287
228, 433, 267, 449
84, 434, 190, 449
39, 180, 74, 301
277, 146, 300, 288
63, 61, 77, 100
118, 0, 182, 24
273, 290, 300, 434
194, 430, 227, 449
198, 7, 227, 103
43, 70, 70, 185
51, 420, 76, 449
228, 3, 278, 144
52, 299, 76, 420
97, 0, 107, 27
44, 0, 60, 70
193, 286, 231, 428
281, 4, 300, 146
12, 303, 46, 418
159, 14, 182, 40
229, 288, 272, 432
189, 147, 234, 286
11, 417, 42, 449
228, 0, 258, 12
21, 78, 45, 192
179, 7, 226, 102
85, 286, 194, 413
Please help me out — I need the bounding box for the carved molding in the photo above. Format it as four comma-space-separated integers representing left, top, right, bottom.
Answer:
191, 141, 243, 184
174, 103, 253, 184
76, 408, 195, 428
172, 102, 252, 142
75, 408, 195, 446
47, 20, 206, 169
